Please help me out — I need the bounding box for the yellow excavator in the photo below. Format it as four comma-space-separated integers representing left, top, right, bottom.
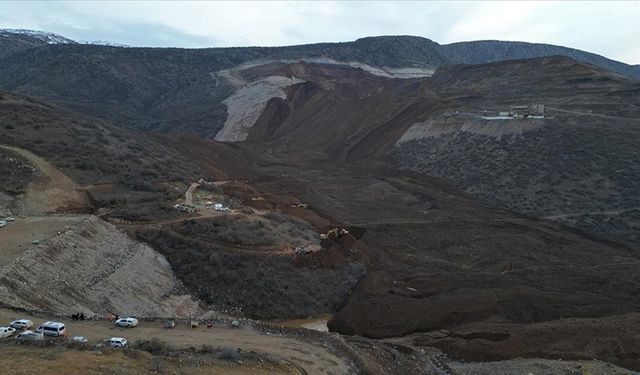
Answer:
320, 227, 349, 240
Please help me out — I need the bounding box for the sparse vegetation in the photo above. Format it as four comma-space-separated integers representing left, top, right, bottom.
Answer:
138, 228, 366, 319
393, 115, 640, 245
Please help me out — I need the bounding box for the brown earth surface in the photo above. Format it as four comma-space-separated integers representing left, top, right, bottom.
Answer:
1, 54, 640, 373
0, 145, 87, 214
410, 313, 640, 371
0, 344, 297, 375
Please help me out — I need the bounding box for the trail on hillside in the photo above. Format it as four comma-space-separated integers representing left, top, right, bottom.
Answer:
544, 206, 640, 219
0, 145, 86, 214
547, 107, 640, 122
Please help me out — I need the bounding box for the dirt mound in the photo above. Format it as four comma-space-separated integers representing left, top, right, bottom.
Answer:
0, 216, 199, 317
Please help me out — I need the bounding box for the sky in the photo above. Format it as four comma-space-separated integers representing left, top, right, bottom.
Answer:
1, 1, 639, 64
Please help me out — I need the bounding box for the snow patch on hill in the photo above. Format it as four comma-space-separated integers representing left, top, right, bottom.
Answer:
0, 29, 76, 44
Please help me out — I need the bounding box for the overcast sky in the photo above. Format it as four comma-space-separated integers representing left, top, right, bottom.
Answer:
2, 1, 639, 64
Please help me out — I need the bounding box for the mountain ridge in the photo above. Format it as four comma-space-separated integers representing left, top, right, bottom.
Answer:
1, 29, 638, 78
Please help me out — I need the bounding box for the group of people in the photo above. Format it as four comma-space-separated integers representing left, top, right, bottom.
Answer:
71, 312, 86, 320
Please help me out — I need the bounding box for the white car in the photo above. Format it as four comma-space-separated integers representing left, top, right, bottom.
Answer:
10, 319, 34, 330
0, 326, 17, 338
0, 220, 6, 228
115, 317, 138, 328
105, 337, 127, 348
15, 330, 44, 341
4, 217, 15, 222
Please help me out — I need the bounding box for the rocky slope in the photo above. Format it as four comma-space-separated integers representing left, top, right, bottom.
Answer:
0, 215, 199, 317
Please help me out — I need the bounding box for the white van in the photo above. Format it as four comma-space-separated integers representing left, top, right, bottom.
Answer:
35, 321, 66, 337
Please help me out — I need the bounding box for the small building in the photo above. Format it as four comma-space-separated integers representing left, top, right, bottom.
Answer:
510, 104, 545, 118
510, 105, 530, 118
530, 104, 545, 116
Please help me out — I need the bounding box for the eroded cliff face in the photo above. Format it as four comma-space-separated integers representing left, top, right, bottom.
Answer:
0, 215, 200, 317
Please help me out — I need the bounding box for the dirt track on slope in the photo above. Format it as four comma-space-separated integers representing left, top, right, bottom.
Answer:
0, 145, 86, 214
547, 106, 640, 122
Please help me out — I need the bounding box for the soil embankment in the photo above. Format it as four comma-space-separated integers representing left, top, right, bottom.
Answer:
0, 216, 199, 317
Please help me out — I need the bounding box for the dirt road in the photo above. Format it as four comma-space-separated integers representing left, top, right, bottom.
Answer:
546, 106, 640, 122
0, 145, 86, 214
544, 206, 640, 219
184, 182, 200, 206
0, 308, 352, 375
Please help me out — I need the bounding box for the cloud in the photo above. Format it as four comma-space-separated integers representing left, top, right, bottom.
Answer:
0, 1, 638, 63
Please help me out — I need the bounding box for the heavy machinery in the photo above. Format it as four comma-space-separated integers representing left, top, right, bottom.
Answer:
320, 227, 349, 240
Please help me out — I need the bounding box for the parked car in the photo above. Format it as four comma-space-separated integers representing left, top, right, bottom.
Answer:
0, 326, 17, 338
10, 319, 34, 330
15, 330, 44, 341
105, 337, 127, 348
71, 336, 88, 344
0, 220, 6, 228
4, 217, 15, 222
115, 317, 138, 328
35, 321, 66, 337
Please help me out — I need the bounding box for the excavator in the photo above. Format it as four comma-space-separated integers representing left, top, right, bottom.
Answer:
320, 227, 349, 240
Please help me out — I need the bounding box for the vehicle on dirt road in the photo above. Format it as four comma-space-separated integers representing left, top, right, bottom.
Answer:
115, 317, 138, 328
0, 326, 16, 338
35, 321, 66, 337
0, 220, 6, 228
10, 319, 34, 330
105, 337, 127, 348
15, 330, 44, 341
4, 217, 15, 222
72, 336, 88, 344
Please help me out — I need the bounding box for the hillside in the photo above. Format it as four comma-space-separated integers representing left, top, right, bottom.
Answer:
2, 31, 640, 371
0, 29, 75, 59
0, 31, 638, 140
392, 57, 640, 245
0, 216, 199, 317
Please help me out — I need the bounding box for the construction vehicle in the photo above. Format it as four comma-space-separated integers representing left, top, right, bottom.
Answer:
320, 227, 349, 240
